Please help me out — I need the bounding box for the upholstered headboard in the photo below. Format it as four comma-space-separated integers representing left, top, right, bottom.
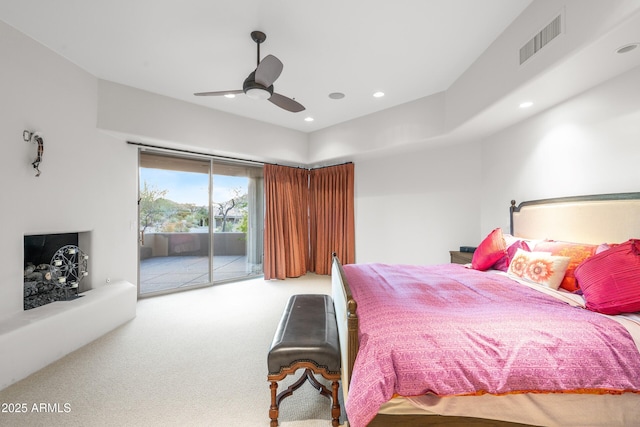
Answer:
510, 192, 640, 244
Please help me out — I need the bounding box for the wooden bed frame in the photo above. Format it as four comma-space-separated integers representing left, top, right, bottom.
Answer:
331, 192, 640, 427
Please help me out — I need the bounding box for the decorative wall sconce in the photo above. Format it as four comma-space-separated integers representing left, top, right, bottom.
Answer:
23, 130, 44, 177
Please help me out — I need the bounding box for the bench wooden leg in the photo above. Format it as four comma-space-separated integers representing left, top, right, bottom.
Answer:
269, 381, 279, 427
304, 368, 332, 398
331, 380, 340, 427
269, 366, 341, 426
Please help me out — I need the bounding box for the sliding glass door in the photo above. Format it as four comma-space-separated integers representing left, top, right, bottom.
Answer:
138, 151, 263, 296
210, 162, 264, 281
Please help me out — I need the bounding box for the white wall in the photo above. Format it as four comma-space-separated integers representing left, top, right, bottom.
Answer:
352, 65, 640, 264
480, 65, 640, 237
0, 20, 138, 319
307, 92, 446, 166
355, 141, 482, 265
97, 80, 308, 166
0, 18, 142, 389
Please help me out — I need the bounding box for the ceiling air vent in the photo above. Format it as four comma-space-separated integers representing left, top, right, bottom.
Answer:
519, 14, 562, 65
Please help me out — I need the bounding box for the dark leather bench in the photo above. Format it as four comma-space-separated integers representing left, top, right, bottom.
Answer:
267, 294, 341, 427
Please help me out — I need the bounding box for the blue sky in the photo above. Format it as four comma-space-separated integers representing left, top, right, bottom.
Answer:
140, 168, 248, 207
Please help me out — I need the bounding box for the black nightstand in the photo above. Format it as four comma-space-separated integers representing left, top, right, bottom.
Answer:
449, 251, 473, 265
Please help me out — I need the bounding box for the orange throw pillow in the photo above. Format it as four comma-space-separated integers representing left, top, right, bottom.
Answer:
533, 241, 597, 292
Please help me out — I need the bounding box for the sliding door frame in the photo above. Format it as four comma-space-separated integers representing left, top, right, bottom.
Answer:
135, 144, 265, 299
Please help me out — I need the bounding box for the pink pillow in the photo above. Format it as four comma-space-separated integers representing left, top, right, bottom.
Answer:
493, 240, 531, 272
574, 239, 640, 315
471, 228, 506, 271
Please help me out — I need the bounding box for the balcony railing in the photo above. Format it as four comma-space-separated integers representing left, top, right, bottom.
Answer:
140, 232, 246, 259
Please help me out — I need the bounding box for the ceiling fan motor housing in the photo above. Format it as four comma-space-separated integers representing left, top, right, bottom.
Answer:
243, 71, 274, 100
195, 31, 304, 111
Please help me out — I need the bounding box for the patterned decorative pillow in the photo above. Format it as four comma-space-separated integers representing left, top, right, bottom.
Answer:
471, 228, 506, 271
533, 241, 598, 292
493, 239, 531, 272
507, 248, 571, 290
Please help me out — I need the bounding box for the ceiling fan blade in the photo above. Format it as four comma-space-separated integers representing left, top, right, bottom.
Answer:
255, 54, 283, 87
269, 92, 305, 112
194, 89, 243, 96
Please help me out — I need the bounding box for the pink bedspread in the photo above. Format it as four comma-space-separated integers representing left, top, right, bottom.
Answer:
343, 263, 640, 427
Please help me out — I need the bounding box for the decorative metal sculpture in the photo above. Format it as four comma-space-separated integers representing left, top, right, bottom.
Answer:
23, 130, 44, 177
50, 245, 89, 293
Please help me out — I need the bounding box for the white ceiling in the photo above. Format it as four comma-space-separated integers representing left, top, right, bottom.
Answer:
0, 0, 533, 133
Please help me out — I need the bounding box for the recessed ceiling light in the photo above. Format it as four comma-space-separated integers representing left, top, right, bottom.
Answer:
224, 94, 236, 99
519, 101, 533, 109
304, 117, 314, 122
373, 92, 385, 98
328, 92, 345, 100
616, 43, 639, 54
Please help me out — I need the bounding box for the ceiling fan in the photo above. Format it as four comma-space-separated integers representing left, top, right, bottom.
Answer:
194, 31, 305, 113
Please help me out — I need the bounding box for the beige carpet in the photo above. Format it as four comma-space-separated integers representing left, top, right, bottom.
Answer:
0, 274, 345, 426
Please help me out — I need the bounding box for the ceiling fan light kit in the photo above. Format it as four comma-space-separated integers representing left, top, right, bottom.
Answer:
243, 71, 274, 100
195, 30, 305, 112
245, 88, 272, 100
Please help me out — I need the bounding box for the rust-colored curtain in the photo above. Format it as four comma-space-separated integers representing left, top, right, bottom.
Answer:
263, 164, 309, 280
309, 163, 355, 275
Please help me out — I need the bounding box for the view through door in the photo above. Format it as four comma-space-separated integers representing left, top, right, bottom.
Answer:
138, 151, 264, 296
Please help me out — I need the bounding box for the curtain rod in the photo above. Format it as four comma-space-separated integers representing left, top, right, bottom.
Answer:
127, 141, 269, 166
310, 161, 353, 170
127, 141, 352, 170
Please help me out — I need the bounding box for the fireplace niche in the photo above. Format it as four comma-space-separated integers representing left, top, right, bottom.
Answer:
23, 231, 91, 310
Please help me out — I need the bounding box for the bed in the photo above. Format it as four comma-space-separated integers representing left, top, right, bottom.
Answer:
331, 192, 640, 427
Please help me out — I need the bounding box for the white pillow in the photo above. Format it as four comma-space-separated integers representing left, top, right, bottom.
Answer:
507, 248, 571, 290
